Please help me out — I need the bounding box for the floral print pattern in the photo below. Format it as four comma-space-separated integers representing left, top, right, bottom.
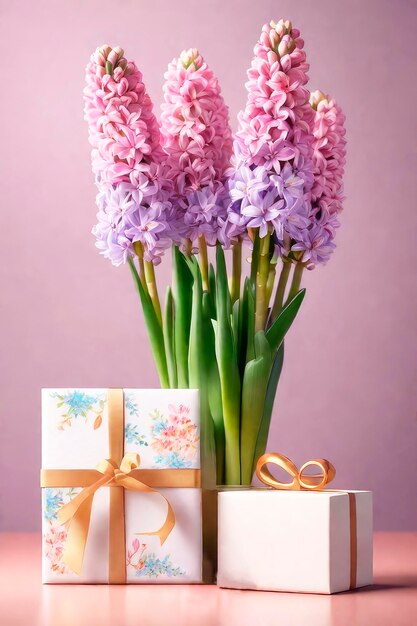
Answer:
125, 392, 139, 416
127, 538, 184, 578
51, 390, 105, 429
125, 423, 148, 446
149, 404, 199, 468
124, 394, 149, 446
43, 488, 80, 574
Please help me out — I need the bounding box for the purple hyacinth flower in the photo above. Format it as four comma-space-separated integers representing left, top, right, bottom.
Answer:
270, 162, 305, 208
242, 188, 285, 238
291, 223, 336, 268
125, 202, 169, 251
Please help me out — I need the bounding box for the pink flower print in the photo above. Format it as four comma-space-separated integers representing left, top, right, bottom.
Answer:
44, 520, 68, 575
149, 405, 199, 468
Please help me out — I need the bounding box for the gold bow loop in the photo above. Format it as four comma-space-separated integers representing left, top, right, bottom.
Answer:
256, 452, 336, 491
58, 452, 175, 576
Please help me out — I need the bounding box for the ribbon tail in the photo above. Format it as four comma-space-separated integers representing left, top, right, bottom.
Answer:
118, 474, 176, 546
57, 474, 111, 576
62, 494, 94, 576
138, 498, 175, 546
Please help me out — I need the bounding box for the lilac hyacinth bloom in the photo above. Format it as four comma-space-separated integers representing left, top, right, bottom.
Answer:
242, 188, 285, 238
270, 162, 305, 208
125, 203, 169, 251
217, 204, 248, 248
291, 223, 336, 268
93, 210, 134, 267
229, 165, 270, 207
178, 183, 229, 245
97, 182, 136, 225
226, 160, 311, 244
92, 180, 172, 266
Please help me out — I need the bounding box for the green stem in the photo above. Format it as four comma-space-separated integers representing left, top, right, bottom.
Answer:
144, 260, 162, 326
230, 238, 242, 304
250, 230, 260, 283
133, 242, 148, 294
255, 230, 271, 332
266, 258, 277, 306
184, 238, 192, 258
286, 262, 304, 305
270, 259, 292, 323
128, 257, 169, 388
198, 234, 210, 292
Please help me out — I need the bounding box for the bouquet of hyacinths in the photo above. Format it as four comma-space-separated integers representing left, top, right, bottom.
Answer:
84, 20, 346, 486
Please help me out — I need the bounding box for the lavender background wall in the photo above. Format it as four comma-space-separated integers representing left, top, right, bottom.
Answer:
1, 0, 416, 531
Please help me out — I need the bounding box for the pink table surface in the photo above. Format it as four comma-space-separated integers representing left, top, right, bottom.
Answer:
0, 533, 416, 626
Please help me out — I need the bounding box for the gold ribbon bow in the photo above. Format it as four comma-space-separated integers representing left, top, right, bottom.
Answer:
57, 452, 175, 577
256, 452, 336, 490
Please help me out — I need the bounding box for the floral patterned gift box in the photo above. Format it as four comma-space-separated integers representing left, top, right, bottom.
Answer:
41, 388, 203, 584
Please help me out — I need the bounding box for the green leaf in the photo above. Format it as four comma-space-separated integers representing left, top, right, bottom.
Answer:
245, 280, 256, 364
215, 243, 232, 321
252, 343, 285, 474
163, 287, 177, 388
208, 263, 217, 319
188, 258, 217, 488
172, 246, 193, 388
266, 288, 306, 352
232, 299, 240, 358
254, 328, 272, 362
188, 258, 203, 387
236, 279, 252, 380
240, 330, 273, 484
214, 244, 241, 484
128, 258, 169, 388
203, 290, 225, 484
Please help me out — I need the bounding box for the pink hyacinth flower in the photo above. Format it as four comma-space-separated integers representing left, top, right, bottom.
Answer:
234, 19, 314, 172
84, 45, 163, 186
288, 91, 346, 268
160, 48, 232, 196
310, 90, 347, 216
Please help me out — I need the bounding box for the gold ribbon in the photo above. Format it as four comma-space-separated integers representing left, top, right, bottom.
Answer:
56, 453, 175, 577
255, 452, 336, 490
256, 452, 358, 590
41, 389, 200, 583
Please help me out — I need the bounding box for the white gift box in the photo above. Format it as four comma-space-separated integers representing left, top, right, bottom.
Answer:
218, 489, 373, 594
41, 388, 203, 584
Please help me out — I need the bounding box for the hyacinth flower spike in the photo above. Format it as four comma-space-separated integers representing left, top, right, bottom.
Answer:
160, 47, 233, 292
228, 19, 315, 336
273, 88, 347, 313
160, 48, 238, 481
84, 45, 176, 386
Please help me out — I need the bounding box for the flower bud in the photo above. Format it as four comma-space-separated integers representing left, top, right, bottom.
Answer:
179, 48, 201, 69
269, 29, 280, 51
310, 90, 327, 110
113, 46, 124, 62
107, 49, 119, 66
95, 45, 111, 65
277, 38, 289, 57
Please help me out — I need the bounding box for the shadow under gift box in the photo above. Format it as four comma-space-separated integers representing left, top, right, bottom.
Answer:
217, 489, 373, 594
41, 388, 211, 584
